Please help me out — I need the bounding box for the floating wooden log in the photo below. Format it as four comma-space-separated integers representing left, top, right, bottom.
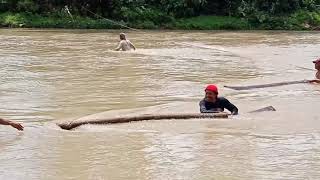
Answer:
249, 106, 276, 113
57, 113, 228, 130
224, 80, 308, 90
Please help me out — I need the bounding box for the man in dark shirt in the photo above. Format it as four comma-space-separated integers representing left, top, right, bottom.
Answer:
199, 84, 238, 115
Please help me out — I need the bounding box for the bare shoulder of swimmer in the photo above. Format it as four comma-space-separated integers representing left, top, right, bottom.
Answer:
127, 40, 136, 50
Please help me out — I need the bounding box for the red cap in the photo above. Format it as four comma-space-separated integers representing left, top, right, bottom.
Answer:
205, 84, 218, 94
313, 58, 320, 64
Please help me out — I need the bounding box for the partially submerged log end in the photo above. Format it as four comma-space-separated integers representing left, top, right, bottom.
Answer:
57, 113, 228, 131
57, 122, 74, 130
249, 106, 276, 113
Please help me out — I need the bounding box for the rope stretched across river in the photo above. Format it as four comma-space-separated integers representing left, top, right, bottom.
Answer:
81, 5, 140, 31
224, 80, 309, 90
63, 5, 140, 31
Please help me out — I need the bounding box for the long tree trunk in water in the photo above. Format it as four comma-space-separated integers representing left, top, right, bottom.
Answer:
57, 113, 229, 130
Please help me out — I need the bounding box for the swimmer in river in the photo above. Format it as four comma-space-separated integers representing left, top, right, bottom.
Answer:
199, 84, 239, 115
114, 33, 136, 51
0, 118, 24, 131
308, 58, 320, 83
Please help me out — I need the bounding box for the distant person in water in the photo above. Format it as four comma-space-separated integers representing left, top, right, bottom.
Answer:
308, 58, 320, 83
313, 58, 320, 79
0, 118, 24, 131
199, 84, 238, 115
114, 33, 136, 51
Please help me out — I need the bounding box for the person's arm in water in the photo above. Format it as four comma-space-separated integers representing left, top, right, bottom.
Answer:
114, 41, 123, 51
199, 100, 217, 113
308, 79, 320, 83
221, 98, 239, 115
0, 118, 24, 131
128, 40, 136, 50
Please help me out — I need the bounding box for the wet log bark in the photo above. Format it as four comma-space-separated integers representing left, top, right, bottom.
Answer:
57, 113, 229, 130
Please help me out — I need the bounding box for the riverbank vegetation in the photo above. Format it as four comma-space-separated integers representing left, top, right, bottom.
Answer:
0, 0, 320, 30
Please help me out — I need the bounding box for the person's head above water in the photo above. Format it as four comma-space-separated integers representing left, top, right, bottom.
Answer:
119, 33, 126, 40
313, 58, 320, 71
205, 84, 218, 102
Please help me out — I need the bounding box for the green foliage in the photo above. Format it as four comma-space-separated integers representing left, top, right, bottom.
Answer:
156, 0, 207, 17
0, 0, 320, 30
0, 12, 118, 29
119, 6, 173, 25
0, 13, 26, 27
133, 20, 158, 29
0, 0, 319, 16
175, 15, 250, 30
289, 10, 320, 29
245, 10, 320, 30
17, 0, 38, 13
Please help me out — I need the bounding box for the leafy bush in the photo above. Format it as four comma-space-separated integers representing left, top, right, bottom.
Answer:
119, 6, 174, 25
1, 0, 320, 30
175, 15, 250, 30
0, 13, 26, 27
17, 0, 38, 13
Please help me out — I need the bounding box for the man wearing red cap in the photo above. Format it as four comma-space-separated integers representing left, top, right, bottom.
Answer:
199, 84, 238, 115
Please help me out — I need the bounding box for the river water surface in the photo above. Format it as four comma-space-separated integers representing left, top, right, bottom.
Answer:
0, 29, 320, 180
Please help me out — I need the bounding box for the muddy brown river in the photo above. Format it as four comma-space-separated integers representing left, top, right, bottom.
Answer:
0, 29, 319, 180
